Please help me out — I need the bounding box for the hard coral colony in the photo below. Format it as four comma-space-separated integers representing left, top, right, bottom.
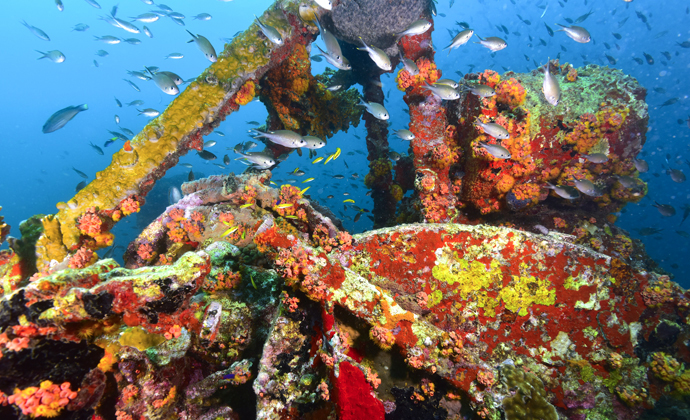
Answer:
0, 1, 686, 420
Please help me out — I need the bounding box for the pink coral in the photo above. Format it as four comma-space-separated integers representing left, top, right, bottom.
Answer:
78, 210, 102, 236
7, 380, 77, 417
137, 243, 154, 260
120, 197, 140, 216
69, 247, 95, 269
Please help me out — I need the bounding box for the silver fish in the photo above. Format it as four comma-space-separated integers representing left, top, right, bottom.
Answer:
315, 45, 351, 70
21, 21, 50, 41
542, 61, 561, 106
138, 108, 160, 117
668, 169, 686, 183
159, 71, 184, 85
358, 37, 391, 71
168, 12, 185, 20
166, 53, 184, 59
478, 141, 511, 159
435, 79, 459, 89
186, 30, 217, 62
90, 142, 104, 155
96, 50, 109, 57
56, 0, 64, 11
204, 140, 217, 148
315, 19, 344, 65
582, 153, 608, 163
235, 151, 276, 169
127, 70, 149, 80
126, 100, 144, 107
633, 158, 649, 173
653, 202, 676, 217
572, 178, 602, 197
111, 17, 140, 34
193, 13, 212, 21
95, 35, 121, 44
169, 187, 182, 204
73, 167, 88, 178
545, 182, 580, 199
313, 0, 333, 10
114, 115, 120, 124
84, 0, 101, 9
303, 135, 326, 149
475, 120, 509, 139
556, 24, 591, 43
399, 53, 420, 75
444, 29, 474, 54
250, 129, 306, 148
614, 175, 636, 188
143, 26, 153, 38
474, 35, 507, 51
36, 50, 65, 63
131, 13, 159, 23
396, 19, 432, 38
123, 79, 141, 92
461, 83, 495, 97
394, 129, 415, 141
254, 15, 284, 45
423, 82, 460, 100
146, 67, 178, 95
197, 150, 217, 160
124, 38, 141, 45
42, 104, 88, 133
72, 23, 89, 32
358, 99, 389, 120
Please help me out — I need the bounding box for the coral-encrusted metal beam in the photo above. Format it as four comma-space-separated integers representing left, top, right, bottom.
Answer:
397, 21, 458, 223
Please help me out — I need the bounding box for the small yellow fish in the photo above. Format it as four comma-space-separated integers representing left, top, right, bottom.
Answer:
302, 177, 315, 183
300, 186, 311, 195
222, 226, 239, 237
250, 274, 257, 290
240, 203, 254, 208
324, 154, 334, 165
270, 181, 277, 185
312, 157, 324, 164
334, 147, 341, 159
291, 167, 300, 174
343, 198, 355, 203
285, 215, 298, 219
275, 203, 294, 209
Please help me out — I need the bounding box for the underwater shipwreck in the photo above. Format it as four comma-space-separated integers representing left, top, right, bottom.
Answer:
1, 0, 689, 419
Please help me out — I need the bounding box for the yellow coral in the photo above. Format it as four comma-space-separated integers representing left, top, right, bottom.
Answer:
499, 274, 556, 316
